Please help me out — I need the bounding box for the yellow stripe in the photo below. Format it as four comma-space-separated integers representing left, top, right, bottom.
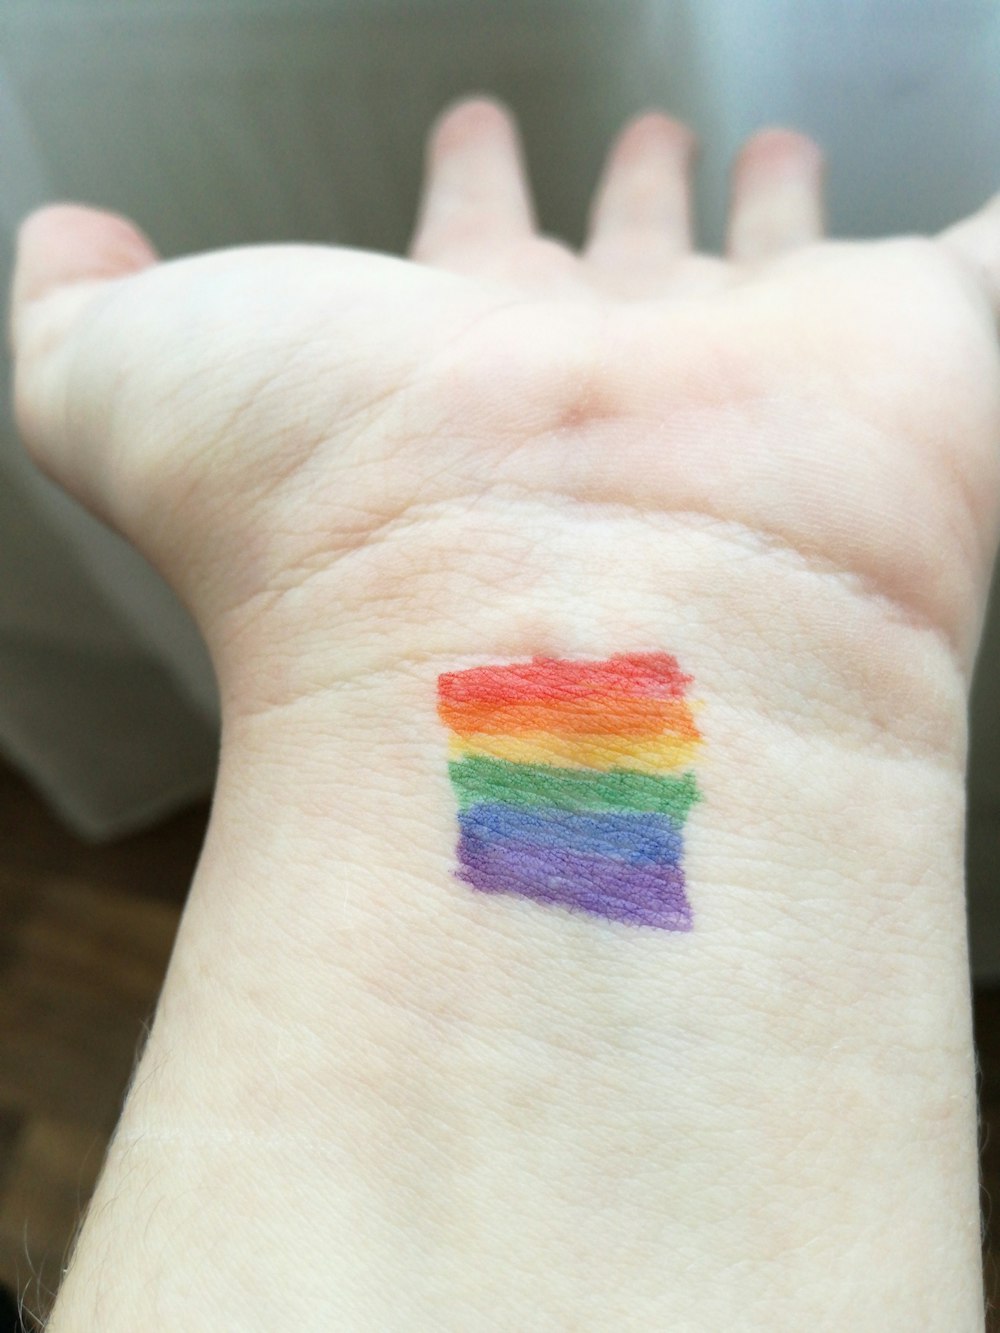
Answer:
448, 730, 701, 774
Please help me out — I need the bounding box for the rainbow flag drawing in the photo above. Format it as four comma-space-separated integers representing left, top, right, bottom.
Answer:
437, 653, 703, 929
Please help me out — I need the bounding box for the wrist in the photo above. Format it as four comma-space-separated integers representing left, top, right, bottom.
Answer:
51, 499, 980, 1331
213, 491, 969, 762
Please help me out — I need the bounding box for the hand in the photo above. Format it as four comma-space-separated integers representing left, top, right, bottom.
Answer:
12, 101, 1000, 1332
11, 99, 1000, 709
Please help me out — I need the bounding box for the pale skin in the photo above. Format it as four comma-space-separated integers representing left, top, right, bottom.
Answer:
10, 99, 1000, 1329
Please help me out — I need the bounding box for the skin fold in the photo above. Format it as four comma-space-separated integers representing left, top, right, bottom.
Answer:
9, 100, 1000, 1330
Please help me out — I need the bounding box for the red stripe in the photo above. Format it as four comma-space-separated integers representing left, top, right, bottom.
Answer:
437, 654, 692, 706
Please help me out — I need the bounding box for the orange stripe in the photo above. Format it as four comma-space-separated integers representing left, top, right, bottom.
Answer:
438, 695, 701, 740
448, 731, 701, 773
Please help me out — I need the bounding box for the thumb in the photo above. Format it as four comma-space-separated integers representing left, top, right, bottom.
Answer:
11, 203, 158, 315
9, 203, 159, 516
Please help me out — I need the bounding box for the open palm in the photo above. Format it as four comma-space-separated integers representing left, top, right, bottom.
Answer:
11, 100, 1000, 674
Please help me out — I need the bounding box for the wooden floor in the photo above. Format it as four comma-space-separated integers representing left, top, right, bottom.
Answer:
0, 755, 999, 1328
0, 759, 206, 1327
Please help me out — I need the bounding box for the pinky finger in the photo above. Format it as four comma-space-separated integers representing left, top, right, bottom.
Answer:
938, 192, 1000, 313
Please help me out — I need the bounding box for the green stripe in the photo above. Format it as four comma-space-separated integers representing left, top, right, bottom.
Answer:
447, 755, 701, 820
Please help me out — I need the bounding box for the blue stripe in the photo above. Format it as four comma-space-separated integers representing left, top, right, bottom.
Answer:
457, 802, 682, 867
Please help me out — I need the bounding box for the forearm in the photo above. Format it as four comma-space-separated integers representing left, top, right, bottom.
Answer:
50, 503, 982, 1331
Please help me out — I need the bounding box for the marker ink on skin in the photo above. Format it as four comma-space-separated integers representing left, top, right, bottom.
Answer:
438, 653, 703, 929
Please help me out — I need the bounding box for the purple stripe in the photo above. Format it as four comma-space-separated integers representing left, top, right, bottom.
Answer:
456, 833, 692, 930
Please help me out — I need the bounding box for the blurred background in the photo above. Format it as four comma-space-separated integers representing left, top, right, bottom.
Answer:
0, 0, 999, 1325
